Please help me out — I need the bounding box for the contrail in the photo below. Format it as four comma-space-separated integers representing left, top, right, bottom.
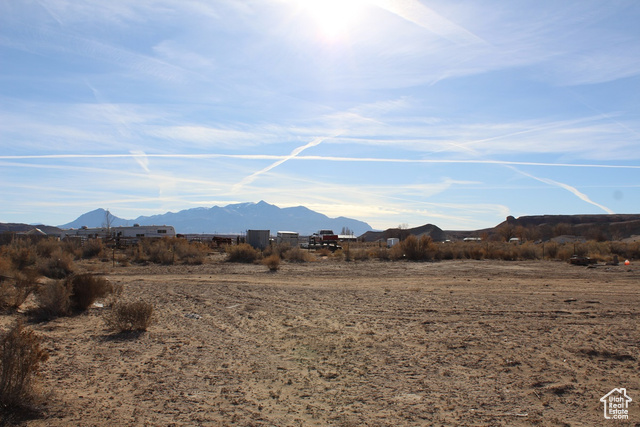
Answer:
510, 167, 615, 214
1, 153, 639, 169
231, 132, 343, 192
371, 0, 487, 46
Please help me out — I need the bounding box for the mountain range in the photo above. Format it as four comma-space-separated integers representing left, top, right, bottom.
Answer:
3, 204, 640, 242
57, 201, 373, 236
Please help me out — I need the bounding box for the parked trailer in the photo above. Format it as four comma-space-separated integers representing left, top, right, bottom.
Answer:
60, 224, 176, 242
276, 231, 299, 246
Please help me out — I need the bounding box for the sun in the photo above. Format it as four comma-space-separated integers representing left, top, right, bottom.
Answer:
295, 0, 367, 41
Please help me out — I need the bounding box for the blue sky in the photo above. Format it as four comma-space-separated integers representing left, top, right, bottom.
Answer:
1, 0, 639, 230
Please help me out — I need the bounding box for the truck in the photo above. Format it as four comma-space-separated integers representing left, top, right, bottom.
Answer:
307, 229, 342, 252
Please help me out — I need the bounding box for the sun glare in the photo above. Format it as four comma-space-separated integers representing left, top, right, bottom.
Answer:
295, 0, 366, 41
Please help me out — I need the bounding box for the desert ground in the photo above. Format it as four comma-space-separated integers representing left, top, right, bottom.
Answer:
3, 257, 640, 426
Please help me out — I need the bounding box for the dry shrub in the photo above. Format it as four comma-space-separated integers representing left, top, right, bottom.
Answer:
316, 247, 331, 257
462, 243, 485, 260
127, 240, 173, 265
37, 249, 75, 279
35, 281, 72, 318
106, 301, 154, 332
0, 256, 11, 278
0, 270, 39, 312
7, 246, 36, 271
60, 238, 82, 259
226, 243, 259, 263
371, 247, 390, 261
0, 322, 49, 413
128, 244, 149, 264
146, 240, 174, 265
544, 242, 559, 259
82, 239, 104, 259
173, 240, 208, 265
67, 274, 112, 311
35, 239, 59, 258
263, 243, 289, 258
262, 254, 281, 271
131, 237, 209, 265
518, 242, 539, 260
557, 246, 574, 261
283, 246, 312, 262
391, 235, 436, 261
435, 244, 455, 260
351, 248, 370, 261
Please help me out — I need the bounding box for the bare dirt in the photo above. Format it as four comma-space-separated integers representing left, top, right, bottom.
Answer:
4, 258, 640, 426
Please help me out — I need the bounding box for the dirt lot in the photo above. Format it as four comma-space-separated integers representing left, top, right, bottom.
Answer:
4, 258, 640, 426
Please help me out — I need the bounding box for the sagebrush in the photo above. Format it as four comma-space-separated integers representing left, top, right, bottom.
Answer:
0, 322, 49, 412
67, 273, 113, 311
106, 300, 154, 332
262, 254, 281, 272
226, 243, 259, 263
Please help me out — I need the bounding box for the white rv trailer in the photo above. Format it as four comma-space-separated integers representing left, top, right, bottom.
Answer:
276, 231, 299, 246
60, 224, 176, 241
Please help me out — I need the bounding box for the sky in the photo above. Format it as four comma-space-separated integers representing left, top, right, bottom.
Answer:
1, 0, 639, 231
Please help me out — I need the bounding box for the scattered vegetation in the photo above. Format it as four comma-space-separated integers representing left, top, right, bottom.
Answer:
0, 322, 49, 415
105, 300, 154, 333
126, 238, 209, 265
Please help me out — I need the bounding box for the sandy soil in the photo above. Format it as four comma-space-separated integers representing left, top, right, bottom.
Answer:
3, 258, 640, 426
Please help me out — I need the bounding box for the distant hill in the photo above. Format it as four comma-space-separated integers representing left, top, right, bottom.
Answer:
58, 201, 373, 236
494, 214, 640, 241
60, 209, 130, 229
0, 223, 62, 235
361, 214, 640, 243
360, 223, 445, 243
